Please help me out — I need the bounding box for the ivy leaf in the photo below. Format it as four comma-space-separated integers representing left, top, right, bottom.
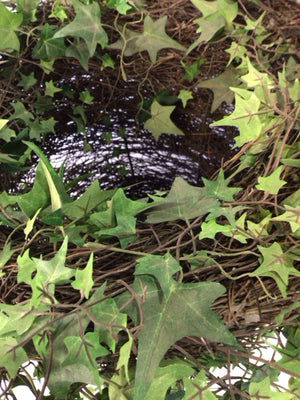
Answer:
249, 242, 300, 298
71, 252, 94, 299
0, 3, 23, 52
255, 166, 287, 195
117, 253, 235, 400
199, 218, 233, 240
45, 80, 62, 97
144, 101, 184, 140
0, 119, 9, 131
49, 5, 68, 22
147, 177, 219, 223
181, 58, 204, 82
80, 89, 94, 104
109, 15, 185, 63
183, 370, 218, 399
249, 377, 294, 399
145, 364, 195, 400
16, 0, 39, 22
105, 0, 132, 14
9, 102, 34, 126
202, 169, 241, 201
65, 39, 90, 71
211, 89, 263, 147
0, 242, 15, 269
0, 337, 28, 377
178, 89, 194, 108
53, 0, 108, 57
32, 23, 66, 60
197, 67, 240, 112
29, 118, 57, 140
17, 72, 37, 90
272, 205, 300, 233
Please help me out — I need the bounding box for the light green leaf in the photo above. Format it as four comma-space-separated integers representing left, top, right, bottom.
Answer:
183, 370, 217, 399
116, 336, 133, 382
34, 236, 74, 286
0, 337, 28, 377
249, 377, 294, 399
9, 101, 34, 126
0, 242, 15, 270
109, 15, 185, 63
0, 3, 23, 52
29, 117, 57, 140
217, 0, 238, 28
116, 254, 235, 400
80, 89, 94, 104
0, 119, 9, 131
255, 166, 287, 194
146, 364, 195, 400
199, 218, 233, 239
242, 57, 274, 89
71, 252, 94, 298
53, 0, 108, 57
144, 101, 184, 140
202, 169, 241, 201
147, 177, 219, 223
181, 58, 204, 82
178, 89, 194, 108
190, 0, 218, 18
226, 42, 247, 66
249, 242, 300, 298
105, 0, 132, 14
211, 89, 263, 147
45, 80, 62, 97
49, 5, 68, 22
17, 72, 37, 90
272, 205, 300, 233
16, 0, 39, 22
197, 67, 240, 112
24, 208, 41, 240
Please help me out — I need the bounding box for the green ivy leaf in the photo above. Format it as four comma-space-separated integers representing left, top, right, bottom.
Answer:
71, 252, 94, 298
29, 118, 57, 140
53, 0, 108, 57
272, 205, 300, 233
181, 58, 204, 82
178, 89, 194, 108
49, 5, 68, 22
45, 80, 62, 97
105, 0, 132, 14
197, 67, 240, 112
80, 89, 95, 104
144, 101, 184, 141
0, 337, 28, 377
255, 166, 287, 195
116, 336, 133, 382
0, 3, 23, 52
147, 177, 219, 223
32, 23, 66, 60
249, 242, 300, 298
199, 218, 234, 240
109, 15, 185, 63
117, 253, 235, 400
183, 370, 218, 399
202, 169, 241, 201
9, 101, 34, 126
16, 0, 39, 22
17, 72, 37, 90
0, 242, 15, 270
249, 377, 294, 399
65, 39, 90, 71
211, 89, 263, 147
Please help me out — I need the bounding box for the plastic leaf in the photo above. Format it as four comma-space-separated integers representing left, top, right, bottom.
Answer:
65, 39, 90, 71
199, 218, 233, 239
0, 337, 28, 377
53, 0, 108, 57
249, 242, 300, 298
45, 80, 62, 97
272, 205, 300, 233
178, 89, 194, 108
109, 15, 185, 63
17, 72, 37, 90
9, 102, 34, 126
24, 208, 41, 240
32, 23, 66, 60
116, 336, 133, 382
147, 177, 219, 223
255, 166, 287, 194
202, 169, 242, 201
0, 3, 23, 52
197, 67, 240, 112
249, 377, 294, 399
117, 253, 235, 400
71, 252, 94, 298
80, 89, 95, 104
144, 101, 184, 140
211, 90, 262, 147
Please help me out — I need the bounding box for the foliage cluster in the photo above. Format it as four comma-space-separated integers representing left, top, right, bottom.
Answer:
0, 0, 300, 399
